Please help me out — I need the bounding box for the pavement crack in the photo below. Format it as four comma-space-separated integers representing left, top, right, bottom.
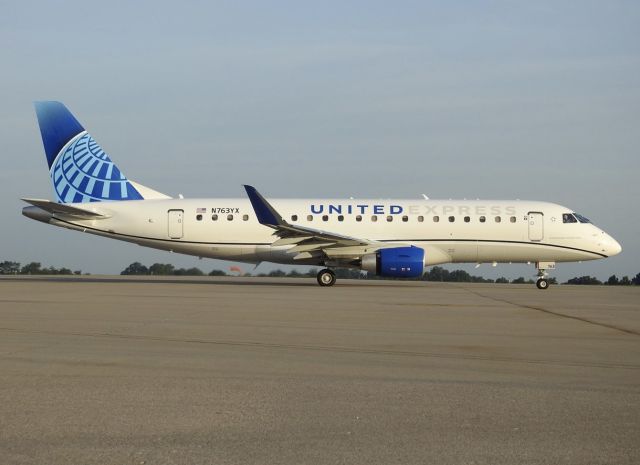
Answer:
461, 287, 640, 337
0, 326, 638, 370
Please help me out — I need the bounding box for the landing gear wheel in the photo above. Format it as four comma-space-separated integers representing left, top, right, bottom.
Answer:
317, 269, 336, 287
536, 278, 549, 290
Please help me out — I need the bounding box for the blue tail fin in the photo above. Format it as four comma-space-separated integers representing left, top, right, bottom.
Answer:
34, 101, 143, 203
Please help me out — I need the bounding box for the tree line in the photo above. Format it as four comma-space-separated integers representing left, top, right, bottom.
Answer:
565, 274, 640, 285
2, 260, 639, 285
120, 262, 225, 276
118, 263, 511, 282
118, 262, 640, 285
0, 261, 82, 275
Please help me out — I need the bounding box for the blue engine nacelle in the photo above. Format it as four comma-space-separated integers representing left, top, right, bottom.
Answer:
361, 246, 426, 278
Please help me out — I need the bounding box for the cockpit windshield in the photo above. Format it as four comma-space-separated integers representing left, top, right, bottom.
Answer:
574, 213, 591, 223
563, 213, 591, 224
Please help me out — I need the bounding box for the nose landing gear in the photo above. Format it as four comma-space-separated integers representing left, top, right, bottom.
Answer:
536, 278, 549, 290
535, 261, 555, 290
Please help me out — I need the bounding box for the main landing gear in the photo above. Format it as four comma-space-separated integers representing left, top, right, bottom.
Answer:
317, 268, 336, 287
535, 261, 555, 290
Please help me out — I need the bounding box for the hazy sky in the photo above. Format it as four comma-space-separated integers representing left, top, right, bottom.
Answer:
1, 1, 638, 280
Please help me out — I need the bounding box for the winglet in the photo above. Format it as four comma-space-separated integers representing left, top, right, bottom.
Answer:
243, 185, 284, 227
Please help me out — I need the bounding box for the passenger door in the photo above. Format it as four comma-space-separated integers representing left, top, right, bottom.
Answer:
168, 209, 184, 239
528, 212, 544, 241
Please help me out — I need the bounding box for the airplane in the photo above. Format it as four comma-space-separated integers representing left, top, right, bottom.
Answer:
22, 101, 622, 288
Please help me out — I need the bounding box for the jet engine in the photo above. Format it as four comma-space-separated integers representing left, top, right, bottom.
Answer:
361, 246, 426, 278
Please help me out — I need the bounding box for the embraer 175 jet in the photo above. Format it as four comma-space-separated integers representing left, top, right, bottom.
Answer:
22, 102, 622, 288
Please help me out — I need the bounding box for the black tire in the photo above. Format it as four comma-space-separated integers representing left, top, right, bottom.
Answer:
317, 269, 336, 287
536, 278, 549, 290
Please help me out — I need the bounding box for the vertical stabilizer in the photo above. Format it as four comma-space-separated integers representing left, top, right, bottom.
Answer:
34, 101, 144, 203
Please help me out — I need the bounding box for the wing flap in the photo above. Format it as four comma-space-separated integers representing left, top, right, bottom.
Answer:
323, 245, 388, 258
288, 242, 337, 254
293, 252, 314, 260
271, 236, 313, 247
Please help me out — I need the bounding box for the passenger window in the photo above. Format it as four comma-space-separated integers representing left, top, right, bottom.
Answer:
291, 215, 298, 221
495, 216, 501, 223
479, 216, 486, 223
227, 214, 233, 221
243, 214, 249, 221
433, 216, 439, 223
402, 215, 408, 222
307, 215, 313, 221
418, 216, 424, 222
212, 214, 218, 221
448, 216, 455, 222
510, 216, 516, 223
386, 215, 393, 222
464, 216, 470, 223
196, 214, 203, 221
322, 215, 328, 222
371, 215, 378, 222
338, 215, 344, 222
356, 215, 362, 222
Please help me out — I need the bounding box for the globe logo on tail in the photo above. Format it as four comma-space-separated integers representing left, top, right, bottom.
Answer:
50, 132, 143, 203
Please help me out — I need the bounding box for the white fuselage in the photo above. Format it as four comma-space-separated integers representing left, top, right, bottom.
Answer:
35, 198, 621, 268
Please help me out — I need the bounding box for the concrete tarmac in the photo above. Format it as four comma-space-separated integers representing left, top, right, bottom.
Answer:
0, 276, 638, 465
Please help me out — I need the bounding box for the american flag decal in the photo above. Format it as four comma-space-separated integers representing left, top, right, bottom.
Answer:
196, 207, 206, 213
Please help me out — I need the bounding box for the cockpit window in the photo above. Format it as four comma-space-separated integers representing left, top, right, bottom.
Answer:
574, 213, 591, 224
562, 213, 578, 223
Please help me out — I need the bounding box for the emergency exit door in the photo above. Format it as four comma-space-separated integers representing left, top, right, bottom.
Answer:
528, 212, 544, 241
168, 209, 184, 239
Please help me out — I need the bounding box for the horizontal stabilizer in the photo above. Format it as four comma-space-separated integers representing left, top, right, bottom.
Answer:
21, 198, 108, 218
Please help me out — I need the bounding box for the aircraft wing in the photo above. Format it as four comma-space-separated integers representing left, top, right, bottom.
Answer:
243, 185, 399, 261
21, 198, 108, 219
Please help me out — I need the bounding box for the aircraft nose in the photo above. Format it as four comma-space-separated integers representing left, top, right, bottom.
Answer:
608, 236, 622, 256
595, 231, 622, 256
